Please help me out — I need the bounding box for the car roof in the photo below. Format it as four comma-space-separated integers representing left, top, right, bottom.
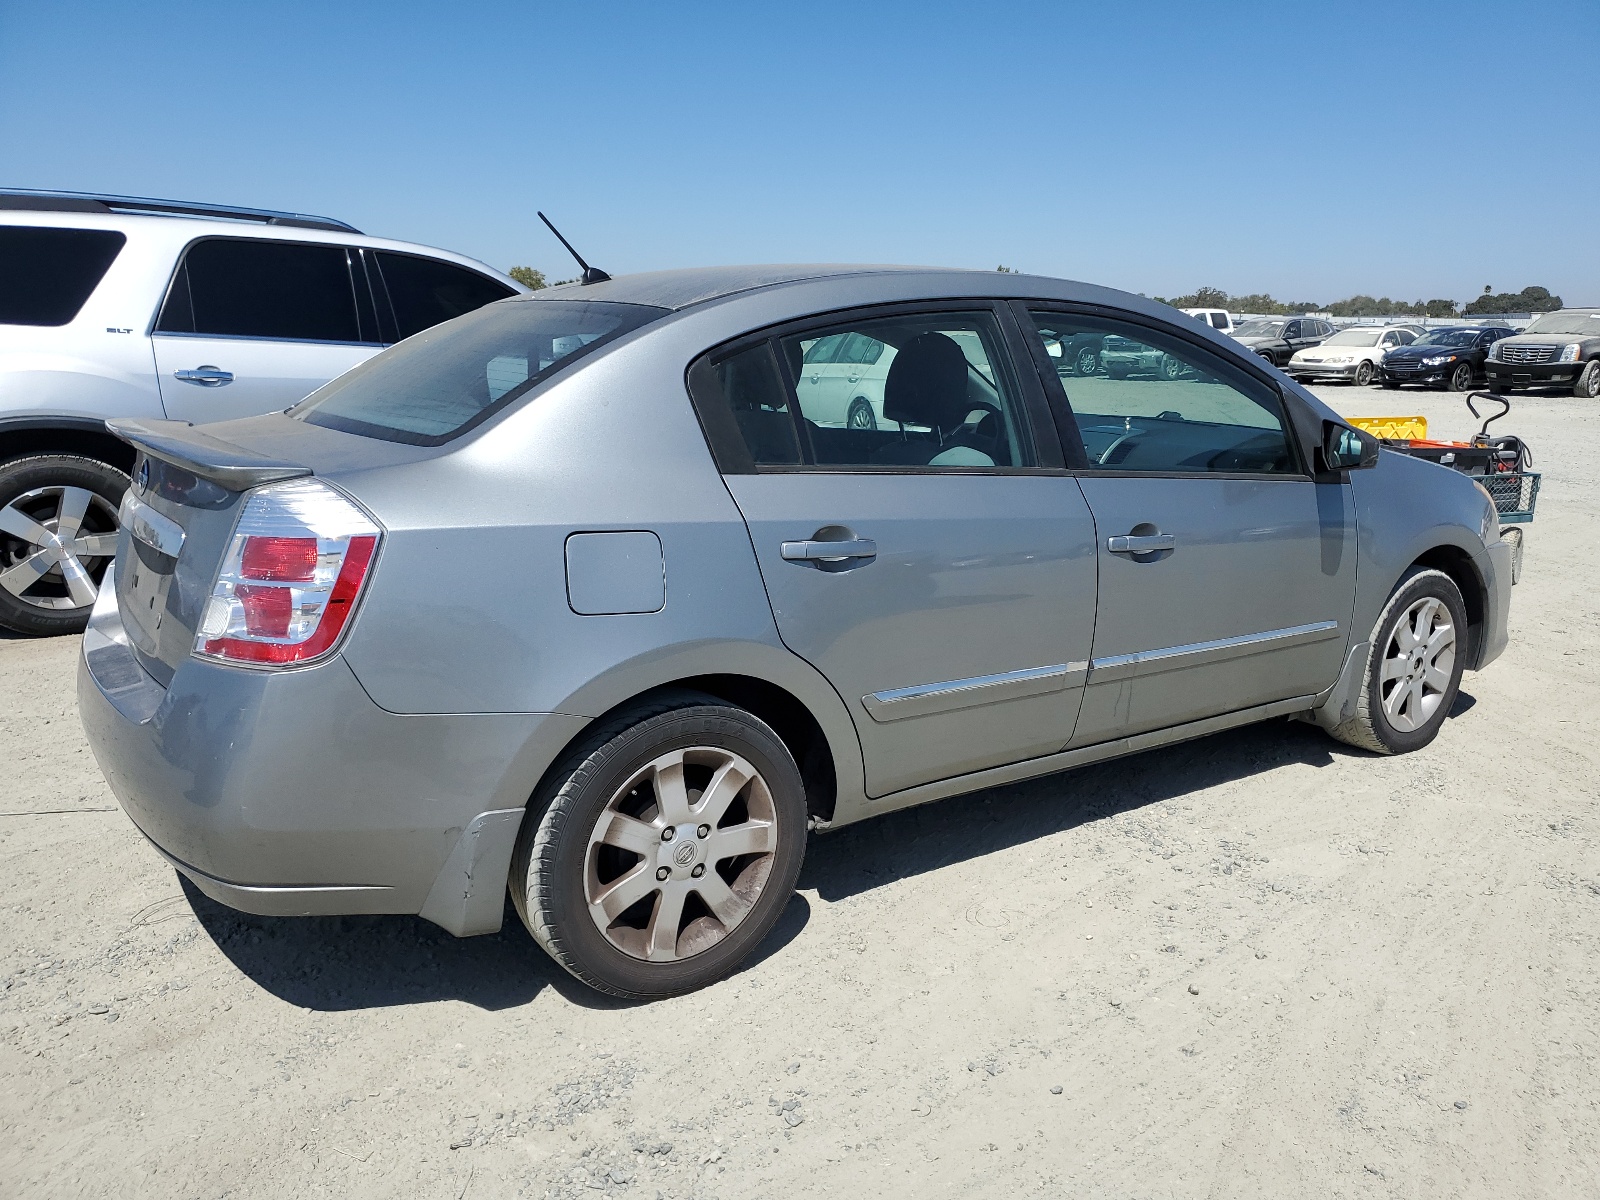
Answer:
526, 264, 962, 311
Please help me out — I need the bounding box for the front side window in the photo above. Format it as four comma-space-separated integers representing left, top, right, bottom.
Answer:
374, 251, 516, 340
158, 238, 363, 342
294, 299, 666, 445
0, 226, 126, 326
1028, 311, 1298, 475
1209, 312, 1228, 329
696, 310, 1036, 470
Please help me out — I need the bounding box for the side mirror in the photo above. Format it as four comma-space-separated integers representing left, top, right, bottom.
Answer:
1321, 421, 1379, 471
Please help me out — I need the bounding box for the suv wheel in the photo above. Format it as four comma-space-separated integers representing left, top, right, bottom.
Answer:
1327, 568, 1467, 755
0, 455, 128, 637
511, 694, 807, 998
1573, 360, 1600, 400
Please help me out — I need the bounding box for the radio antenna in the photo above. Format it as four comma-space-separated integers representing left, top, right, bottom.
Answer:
537, 211, 611, 285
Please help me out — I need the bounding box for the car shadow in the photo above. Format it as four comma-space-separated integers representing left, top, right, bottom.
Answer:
181, 876, 812, 1013
801, 718, 1349, 903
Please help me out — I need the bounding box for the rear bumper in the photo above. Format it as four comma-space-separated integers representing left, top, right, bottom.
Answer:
1476, 536, 1513, 671
77, 571, 586, 934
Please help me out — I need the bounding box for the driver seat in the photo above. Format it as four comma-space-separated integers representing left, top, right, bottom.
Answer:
869, 332, 995, 466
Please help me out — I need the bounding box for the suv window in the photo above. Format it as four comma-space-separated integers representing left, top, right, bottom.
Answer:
0, 226, 126, 327
1028, 311, 1298, 475
158, 238, 364, 342
374, 251, 516, 340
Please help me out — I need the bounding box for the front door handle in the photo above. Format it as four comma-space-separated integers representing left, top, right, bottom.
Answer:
174, 366, 233, 387
781, 538, 877, 563
1107, 533, 1176, 554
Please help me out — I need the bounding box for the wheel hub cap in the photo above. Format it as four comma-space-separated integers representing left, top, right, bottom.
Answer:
0, 485, 120, 612
584, 747, 778, 962
1379, 596, 1456, 733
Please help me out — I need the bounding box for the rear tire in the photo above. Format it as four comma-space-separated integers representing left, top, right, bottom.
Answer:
1501, 527, 1524, 584
1573, 360, 1600, 399
510, 694, 808, 999
1073, 345, 1099, 377
1327, 568, 1468, 755
0, 455, 128, 637
846, 397, 877, 430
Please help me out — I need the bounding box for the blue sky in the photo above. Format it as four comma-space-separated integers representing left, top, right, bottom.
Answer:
3, 0, 1595, 305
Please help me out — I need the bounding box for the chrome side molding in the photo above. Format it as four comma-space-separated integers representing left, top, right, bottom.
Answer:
863, 662, 1087, 724
1088, 620, 1340, 684
118, 491, 185, 558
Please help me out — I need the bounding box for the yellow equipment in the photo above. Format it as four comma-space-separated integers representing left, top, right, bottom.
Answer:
1346, 414, 1427, 440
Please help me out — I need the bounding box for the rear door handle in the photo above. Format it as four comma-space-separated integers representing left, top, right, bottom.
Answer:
1107, 533, 1176, 554
174, 366, 233, 387
781, 538, 877, 562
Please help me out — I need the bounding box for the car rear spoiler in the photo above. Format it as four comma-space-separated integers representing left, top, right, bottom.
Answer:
106, 418, 312, 492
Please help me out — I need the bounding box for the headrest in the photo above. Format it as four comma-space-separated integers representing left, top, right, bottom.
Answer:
882, 332, 970, 432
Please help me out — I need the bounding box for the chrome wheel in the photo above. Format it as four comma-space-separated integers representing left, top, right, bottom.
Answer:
585, 746, 778, 962
0, 485, 120, 612
1379, 595, 1456, 733
1073, 345, 1099, 376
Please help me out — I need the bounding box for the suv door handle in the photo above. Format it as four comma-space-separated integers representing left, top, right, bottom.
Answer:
1107, 533, 1176, 554
174, 366, 233, 387
781, 538, 877, 563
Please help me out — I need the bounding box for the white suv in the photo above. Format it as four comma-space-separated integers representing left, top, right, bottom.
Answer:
0, 189, 525, 635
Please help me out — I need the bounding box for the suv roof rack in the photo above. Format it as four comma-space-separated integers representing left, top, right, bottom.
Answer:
0, 188, 361, 234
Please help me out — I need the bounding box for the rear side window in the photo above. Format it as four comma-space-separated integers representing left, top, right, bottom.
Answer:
0, 226, 125, 326
374, 252, 515, 340
158, 238, 362, 342
293, 299, 667, 445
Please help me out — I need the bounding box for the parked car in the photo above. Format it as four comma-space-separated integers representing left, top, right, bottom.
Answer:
1379, 325, 1515, 392
80, 265, 1512, 999
1230, 316, 1336, 366
1485, 308, 1600, 398
1289, 324, 1421, 386
1183, 307, 1235, 336
0, 189, 525, 636
1037, 326, 1107, 378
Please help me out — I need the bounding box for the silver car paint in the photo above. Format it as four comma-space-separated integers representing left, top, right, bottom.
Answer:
79, 266, 1510, 937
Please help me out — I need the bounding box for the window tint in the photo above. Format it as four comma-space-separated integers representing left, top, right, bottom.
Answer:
158, 238, 362, 342
1284, 320, 1303, 339
0, 226, 125, 326
294, 299, 666, 445
1397, 330, 1416, 344
375, 252, 516, 340
1028, 311, 1298, 475
1209, 313, 1228, 329
778, 311, 1033, 468
711, 343, 803, 465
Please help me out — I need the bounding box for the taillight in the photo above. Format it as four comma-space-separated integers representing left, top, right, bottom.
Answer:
195, 478, 381, 667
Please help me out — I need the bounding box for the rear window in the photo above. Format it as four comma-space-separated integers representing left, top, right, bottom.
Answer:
292, 299, 667, 445
158, 238, 363, 342
375, 251, 516, 339
0, 226, 126, 326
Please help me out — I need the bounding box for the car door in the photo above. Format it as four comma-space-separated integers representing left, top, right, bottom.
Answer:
152, 237, 386, 423
688, 304, 1099, 798
1022, 307, 1358, 744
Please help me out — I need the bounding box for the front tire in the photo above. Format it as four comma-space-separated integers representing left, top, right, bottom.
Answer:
1354, 360, 1375, 387
1073, 345, 1099, 377
1447, 362, 1474, 392
1573, 360, 1600, 399
1327, 568, 1468, 755
0, 455, 128, 637
511, 695, 808, 999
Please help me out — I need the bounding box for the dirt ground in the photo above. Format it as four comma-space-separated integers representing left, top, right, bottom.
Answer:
3, 382, 1597, 1200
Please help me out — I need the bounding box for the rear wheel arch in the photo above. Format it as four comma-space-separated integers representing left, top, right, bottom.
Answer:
0, 421, 135, 474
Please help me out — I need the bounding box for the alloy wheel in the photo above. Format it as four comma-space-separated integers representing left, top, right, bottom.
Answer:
0, 485, 120, 612
1379, 595, 1456, 733
1074, 346, 1098, 376
846, 399, 877, 430
584, 746, 778, 962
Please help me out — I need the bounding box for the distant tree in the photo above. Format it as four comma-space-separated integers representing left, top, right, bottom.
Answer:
1424, 298, 1459, 318
508, 266, 547, 290
1465, 285, 1561, 315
